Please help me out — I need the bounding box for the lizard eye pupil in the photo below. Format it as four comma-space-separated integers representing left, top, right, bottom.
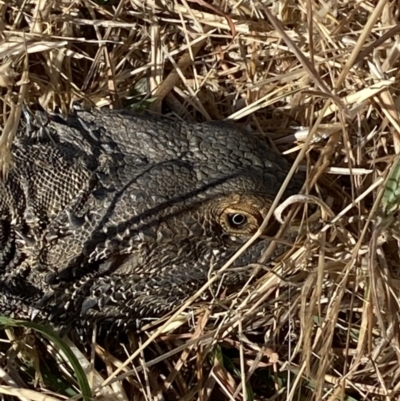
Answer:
228, 213, 247, 227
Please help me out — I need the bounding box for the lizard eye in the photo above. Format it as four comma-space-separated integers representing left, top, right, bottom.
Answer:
219, 206, 262, 235
228, 213, 247, 228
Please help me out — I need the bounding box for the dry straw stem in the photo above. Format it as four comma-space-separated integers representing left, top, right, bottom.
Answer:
0, 385, 62, 401
1, 0, 400, 400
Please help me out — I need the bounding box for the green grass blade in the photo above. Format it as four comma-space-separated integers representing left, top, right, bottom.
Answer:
0, 316, 92, 401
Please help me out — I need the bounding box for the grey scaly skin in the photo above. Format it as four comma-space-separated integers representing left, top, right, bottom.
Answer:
0, 106, 303, 331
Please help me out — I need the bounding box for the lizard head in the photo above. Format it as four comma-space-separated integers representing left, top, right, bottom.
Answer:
6, 110, 303, 330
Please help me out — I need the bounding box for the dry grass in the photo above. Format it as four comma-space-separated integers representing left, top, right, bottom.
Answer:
1, 0, 400, 400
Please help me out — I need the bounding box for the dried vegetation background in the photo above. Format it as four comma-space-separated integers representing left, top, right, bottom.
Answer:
1, 0, 400, 400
